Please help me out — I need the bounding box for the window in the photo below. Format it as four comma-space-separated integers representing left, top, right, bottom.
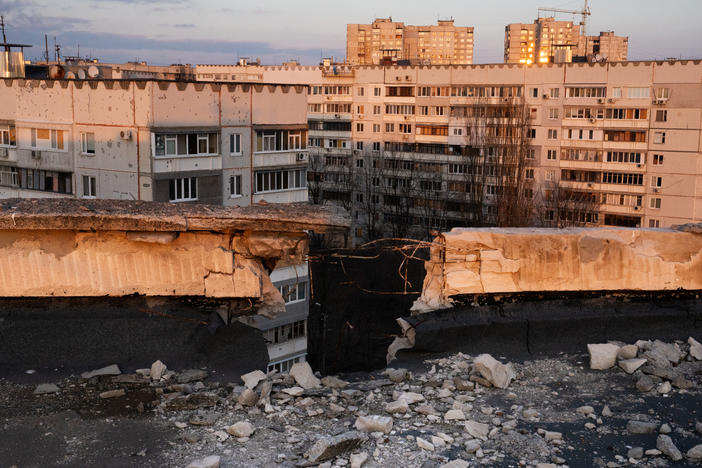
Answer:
12, 168, 72, 193
531, 87, 539, 98
356, 159, 364, 168
653, 132, 666, 144
546, 149, 557, 160
549, 88, 560, 98
79, 132, 95, 155
527, 129, 536, 139
650, 198, 661, 209
0, 165, 18, 186
357, 87, 365, 96
374, 87, 381, 96
372, 124, 380, 133
0, 126, 16, 146
267, 355, 306, 374
612, 87, 622, 98
31, 128, 64, 150
545, 170, 555, 181
547, 129, 558, 139
606, 151, 642, 164
356, 141, 363, 151
398, 124, 412, 134
527, 149, 535, 159
548, 108, 560, 119
653, 154, 664, 165
155, 132, 218, 157
264, 319, 306, 344
356, 105, 364, 114
626, 87, 650, 99
651, 176, 662, 188
229, 175, 242, 197
453, 128, 463, 136
655, 88, 670, 100
525, 168, 534, 179
255, 169, 306, 193
356, 123, 364, 132
601, 172, 644, 186
356, 193, 363, 202
82, 175, 96, 198
385, 123, 395, 132
373, 105, 381, 115
372, 142, 381, 151
649, 219, 660, 228
255, 130, 306, 152
655, 110, 667, 122
169, 177, 198, 202
566, 87, 606, 98
229, 134, 242, 155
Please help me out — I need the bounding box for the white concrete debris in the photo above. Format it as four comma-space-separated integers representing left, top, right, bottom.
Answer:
440, 460, 470, 468
687, 444, 702, 461
384, 399, 409, 414
304, 431, 367, 463
226, 421, 255, 438
444, 409, 466, 421
689, 337, 702, 360
99, 389, 125, 399
464, 420, 490, 441
473, 354, 516, 389
150, 360, 167, 381
81, 364, 121, 379
587, 343, 620, 370
656, 434, 683, 461
386, 318, 416, 364
354, 415, 393, 434
240, 370, 266, 390
321, 376, 349, 389
34, 383, 60, 395
282, 386, 304, 397
289, 362, 321, 389
350, 452, 369, 468
617, 344, 639, 360
618, 358, 647, 374
185, 455, 221, 468
416, 437, 434, 451
396, 391, 425, 404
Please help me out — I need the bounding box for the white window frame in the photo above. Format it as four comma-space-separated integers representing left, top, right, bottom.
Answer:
81, 132, 96, 155
229, 134, 242, 155
169, 177, 198, 202
0, 126, 16, 147
229, 174, 242, 198
82, 175, 97, 199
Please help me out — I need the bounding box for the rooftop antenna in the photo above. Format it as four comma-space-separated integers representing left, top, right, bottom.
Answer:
1, 15, 7, 44
538, 0, 591, 35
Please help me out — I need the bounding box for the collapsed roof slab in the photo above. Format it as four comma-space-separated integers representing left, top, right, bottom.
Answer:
413, 226, 702, 313
0, 199, 349, 319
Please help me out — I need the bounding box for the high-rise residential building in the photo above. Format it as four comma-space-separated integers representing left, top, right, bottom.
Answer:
196, 59, 702, 242
347, 18, 474, 65
505, 17, 627, 64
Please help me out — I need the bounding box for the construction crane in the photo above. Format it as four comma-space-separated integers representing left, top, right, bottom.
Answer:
538, 0, 591, 35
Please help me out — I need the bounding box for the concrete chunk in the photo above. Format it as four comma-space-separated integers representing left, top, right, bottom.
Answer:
289, 362, 321, 389
241, 370, 266, 389
473, 354, 515, 389
355, 415, 393, 434
588, 343, 620, 370
304, 431, 366, 463
81, 364, 121, 379
618, 358, 647, 374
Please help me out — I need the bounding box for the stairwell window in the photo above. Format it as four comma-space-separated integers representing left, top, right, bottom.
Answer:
653, 132, 666, 144
82, 175, 96, 198
229, 175, 242, 198
169, 177, 198, 202
230, 134, 241, 155
30, 128, 64, 150
81, 132, 95, 155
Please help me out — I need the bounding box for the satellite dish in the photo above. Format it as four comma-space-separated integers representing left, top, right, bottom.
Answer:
595, 54, 603, 63
87, 65, 99, 78
77, 68, 86, 80
65, 71, 76, 79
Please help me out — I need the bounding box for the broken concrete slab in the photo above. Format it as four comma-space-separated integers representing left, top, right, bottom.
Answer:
588, 343, 620, 370
689, 337, 702, 360
354, 415, 393, 434
473, 354, 516, 389
304, 431, 367, 464
289, 362, 321, 389
618, 358, 647, 374
412, 227, 702, 312
150, 360, 166, 381
241, 370, 266, 389
33, 383, 60, 395
81, 364, 121, 379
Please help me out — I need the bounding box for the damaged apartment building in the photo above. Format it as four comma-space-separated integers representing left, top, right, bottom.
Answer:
0, 59, 312, 372
196, 59, 702, 243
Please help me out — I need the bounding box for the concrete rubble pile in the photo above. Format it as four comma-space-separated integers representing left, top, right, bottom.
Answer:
22, 340, 702, 467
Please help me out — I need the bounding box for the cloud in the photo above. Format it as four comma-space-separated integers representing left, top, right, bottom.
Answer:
173, 24, 195, 28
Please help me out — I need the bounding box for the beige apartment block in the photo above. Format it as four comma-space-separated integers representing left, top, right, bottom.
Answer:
505, 17, 627, 64
196, 59, 702, 241
347, 18, 474, 65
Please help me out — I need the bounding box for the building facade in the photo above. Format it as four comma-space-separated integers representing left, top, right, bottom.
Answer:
347, 18, 474, 66
196, 60, 702, 241
0, 77, 312, 371
505, 17, 628, 64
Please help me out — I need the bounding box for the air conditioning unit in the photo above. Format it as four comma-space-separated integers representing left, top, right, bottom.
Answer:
120, 130, 133, 140
589, 118, 596, 123
653, 188, 660, 193
395, 76, 401, 81
636, 163, 642, 168
608, 98, 616, 103
542, 93, 549, 99
0, 147, 7, 158
597, 98, 605, 104
31, 150, 41, 160
296, 153, 307, 162
634, 206, 640, 211
405, 75, 410, 81
587, 183, 593, 187
334, 114, 341, 119
654, 98, 667, 105
402, 135, 409, 140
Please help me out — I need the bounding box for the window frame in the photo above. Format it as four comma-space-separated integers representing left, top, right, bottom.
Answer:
229, 174, 242, 198
168, 177, 198, 202
82, 174, 97, 199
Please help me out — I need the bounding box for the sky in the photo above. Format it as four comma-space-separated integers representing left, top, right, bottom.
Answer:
1, 0, 701, 66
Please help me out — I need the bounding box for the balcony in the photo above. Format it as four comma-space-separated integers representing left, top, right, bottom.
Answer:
153, 154, 221, 174
254, 149, 308, 169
